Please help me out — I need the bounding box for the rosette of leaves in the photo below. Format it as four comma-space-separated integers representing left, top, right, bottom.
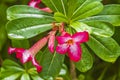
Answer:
5, 0, 120, 79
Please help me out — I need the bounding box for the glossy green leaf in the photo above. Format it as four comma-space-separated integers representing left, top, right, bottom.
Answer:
0, 60, 23, 79
2, 73, 21, 80
6, 17, 54, 39
0, 69, 21, 79
39, 48, 65, 79
42, 0, 67, 16
7, 5, 53, 20
71, 1, 103, 21
70, 21, 92, 34
59, 64, 67, 76
67, 0, 102, 18
2, 59, 21, 68
71, 21, 114, 37
58, 64, 71, 80
99, 4, 120, 15
75, 44, 93, 72
81, 4, 120, 26
31, 75, 43, 80
54, 12, 68, 23
87, 35, 120, 62
2, 59, 24, 71
21, 73, 30, 80
83, 21, 114, 37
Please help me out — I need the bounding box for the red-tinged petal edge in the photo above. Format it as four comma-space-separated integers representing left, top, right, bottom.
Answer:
68, 43, 82, 62
56, 44, 69, 54
32, 58, 42, 72
72, 31, 89, 43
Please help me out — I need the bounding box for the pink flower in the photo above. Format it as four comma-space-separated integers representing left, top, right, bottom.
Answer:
56, 31, 89, 62
28, 0, 52, 13
8, 37, 48, 72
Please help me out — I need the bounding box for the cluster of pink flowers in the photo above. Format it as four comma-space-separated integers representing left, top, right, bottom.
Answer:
8, 0, 89, 73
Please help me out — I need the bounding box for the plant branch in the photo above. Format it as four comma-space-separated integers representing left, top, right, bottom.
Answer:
70, 60, 77, 80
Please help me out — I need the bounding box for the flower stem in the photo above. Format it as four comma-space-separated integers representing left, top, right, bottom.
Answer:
70, 60, 77, 80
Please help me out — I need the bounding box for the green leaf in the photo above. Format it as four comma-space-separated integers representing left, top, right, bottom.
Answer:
87, 35, 120, 62
11, 39, 30, 48
81, 4, 120, 26
0, 69, 22, 79
21, 73, 30, 80
59, 64, 67, 76
70, 21, 92, 34
42, 0, 67, 16
7, 5, 53, 20
75, 44, 93, 72
31, 75, 44, 80
71, 1, 103, 21
0, 60, 23, 79
58, 64, 71, 80
6, 17, 54, 39
54, 12, 68, 23
83, 21, 114, 37
39, 48, 65, 79
1, 73, 21, 80
2, 59, 21, 68
67, 0, 102, 18
2, 59, 24, 71
99, 4, 120, 15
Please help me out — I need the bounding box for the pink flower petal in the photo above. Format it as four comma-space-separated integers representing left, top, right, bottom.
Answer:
48, 35, 55, 53
28, 0, 40, 8
28, 0, 52, 13
40, 7, 52, 13
8, 47, 25, 55
63, 32, 71, 37
56, 36, 71, 44
72, 31, 89, 43
32, 58, 42, 72
68, 43, 82, 62
8, 47, 16, 54
8, 47, 25, 59
56, 44, 69, 54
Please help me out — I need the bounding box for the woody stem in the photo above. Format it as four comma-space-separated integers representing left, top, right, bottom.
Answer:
70, 60, 77, 80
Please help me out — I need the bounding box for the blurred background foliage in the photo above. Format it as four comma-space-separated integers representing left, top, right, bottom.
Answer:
0, 0, 120, 80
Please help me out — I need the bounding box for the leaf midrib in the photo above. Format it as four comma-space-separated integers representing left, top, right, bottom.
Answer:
89, 36, 112, 54
60, 0, 66, 16
50, 0, 59, 12
10, 24, 52, 32
47, 52, 56, 75
72, 0, 88, 16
